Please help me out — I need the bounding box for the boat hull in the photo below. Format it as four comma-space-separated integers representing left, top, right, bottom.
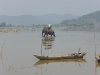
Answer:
34, 52, 86, 60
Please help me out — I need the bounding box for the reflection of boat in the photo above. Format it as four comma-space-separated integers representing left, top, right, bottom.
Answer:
34, 58, 87, 66
95, 54, 100, 63
34, 52, 86, 60
95, 62, 100, 75
96, 63, 100, 68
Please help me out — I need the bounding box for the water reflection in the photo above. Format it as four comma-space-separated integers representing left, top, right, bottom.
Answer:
42, 37, 55, 50
34, 59, 87, 75
95, 63, 100, 75
34, 58, 87, 66
96, 63, 100, 68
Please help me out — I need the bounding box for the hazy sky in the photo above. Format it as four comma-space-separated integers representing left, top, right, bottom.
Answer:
0, 0, 100, 16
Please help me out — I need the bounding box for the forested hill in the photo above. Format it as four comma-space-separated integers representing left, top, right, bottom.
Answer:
60, 10, 100, 26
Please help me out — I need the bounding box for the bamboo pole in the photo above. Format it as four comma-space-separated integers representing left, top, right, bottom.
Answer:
40, 33, 42, 56
94, 34, 96, 57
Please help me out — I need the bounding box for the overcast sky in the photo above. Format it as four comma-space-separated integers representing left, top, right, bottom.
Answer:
0, 0, 100, 16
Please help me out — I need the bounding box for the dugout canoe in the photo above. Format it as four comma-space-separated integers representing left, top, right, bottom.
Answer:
34, 52, 86, 60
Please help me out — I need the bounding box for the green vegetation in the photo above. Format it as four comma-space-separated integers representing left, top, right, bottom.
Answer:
60, 10, 100, 26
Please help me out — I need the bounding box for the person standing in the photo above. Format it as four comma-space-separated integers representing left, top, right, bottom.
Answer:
47, 24, 52, 29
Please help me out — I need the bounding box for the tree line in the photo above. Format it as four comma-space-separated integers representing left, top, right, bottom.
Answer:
0, 22, 14, 27
0, 22, 6, 27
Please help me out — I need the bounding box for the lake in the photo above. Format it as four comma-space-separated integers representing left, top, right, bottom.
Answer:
0, 27, 100, 75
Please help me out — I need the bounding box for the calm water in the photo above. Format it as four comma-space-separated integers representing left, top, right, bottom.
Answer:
0, 27, 100, 75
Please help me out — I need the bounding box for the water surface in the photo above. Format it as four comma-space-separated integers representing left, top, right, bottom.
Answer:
0, 27, 100, 75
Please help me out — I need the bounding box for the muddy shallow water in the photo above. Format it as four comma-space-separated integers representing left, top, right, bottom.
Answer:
0, 27, 100, 75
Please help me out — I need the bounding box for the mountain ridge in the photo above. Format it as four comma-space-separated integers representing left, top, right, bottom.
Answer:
60, 10, 100, 26
0, 14, 79, 25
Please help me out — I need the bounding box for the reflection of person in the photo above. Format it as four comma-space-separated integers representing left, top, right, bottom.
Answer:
47, 24, 52, 29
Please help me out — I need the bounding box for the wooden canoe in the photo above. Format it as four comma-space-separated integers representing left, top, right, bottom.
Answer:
95, 54, 100, 63
34, 52, 86, 60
